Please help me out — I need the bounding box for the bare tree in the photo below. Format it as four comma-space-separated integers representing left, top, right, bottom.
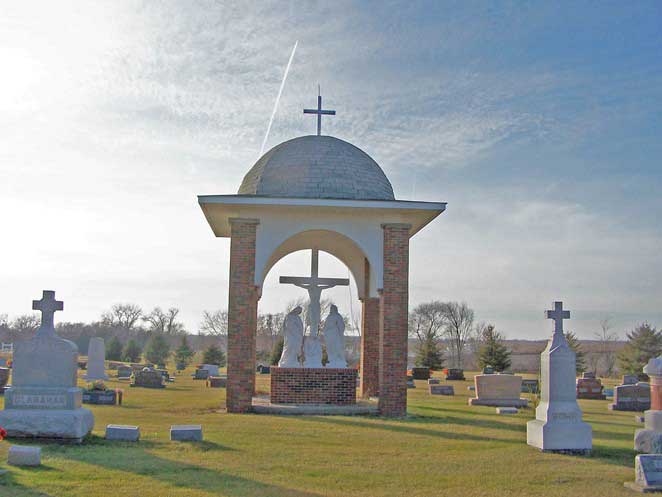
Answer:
408, 301, 446, 342
101, 303, 143, 330
594, 317, 619, 377
199, 310, 228, 336
143, 307, 185, 335
9, 314, 41, 340
257, 312, 285, 349
441, 302, 475, 369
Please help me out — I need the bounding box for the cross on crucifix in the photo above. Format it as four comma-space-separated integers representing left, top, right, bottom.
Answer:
32, 290, 63, 336
546, 301, 570, 335
303, 90, 335, 136
279, 249, 349, 336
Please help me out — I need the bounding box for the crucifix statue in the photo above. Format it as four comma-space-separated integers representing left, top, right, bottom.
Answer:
303, 88, 336, 136
280, 249, 349, 366
32, 290, 64, 338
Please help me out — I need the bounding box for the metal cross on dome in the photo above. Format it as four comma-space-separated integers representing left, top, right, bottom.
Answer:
546, 301, 570, 335
32, 290, 63, 336
303, 87, 335, 136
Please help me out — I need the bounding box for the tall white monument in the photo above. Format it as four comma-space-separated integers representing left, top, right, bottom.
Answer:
0, 291, 94, 442
85, 337, 108, 381
279, 249, 349, 367
527, 301, 592, 454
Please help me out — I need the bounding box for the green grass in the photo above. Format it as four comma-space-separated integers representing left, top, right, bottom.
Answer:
0, 371, 639, 497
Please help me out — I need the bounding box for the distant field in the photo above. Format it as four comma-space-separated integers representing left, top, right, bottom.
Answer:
0, 367, 638, 497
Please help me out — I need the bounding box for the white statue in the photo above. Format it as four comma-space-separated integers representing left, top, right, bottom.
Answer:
323, 304, 347, 368
303, 334, 323, 368
278, 306, 304, 368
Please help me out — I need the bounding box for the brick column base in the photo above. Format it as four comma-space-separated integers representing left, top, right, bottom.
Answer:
360, 297, 380, 398
379, 223, 410, 417
227, 218, 259, 413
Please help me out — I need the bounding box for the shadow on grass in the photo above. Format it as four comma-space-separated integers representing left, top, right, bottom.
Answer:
81, 435, 236, 452
295, 415, 522, 444
413, 406, 526, 433
57, 444, 323, 497
589, 443, 636, 468
0, 468, 58, 497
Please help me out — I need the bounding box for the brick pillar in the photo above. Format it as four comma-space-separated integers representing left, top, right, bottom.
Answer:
379, 223, 411, 417
227, 218, 259, 413
360, 297, 380, 398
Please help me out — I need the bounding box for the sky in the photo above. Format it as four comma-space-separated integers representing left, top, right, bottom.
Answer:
1, 1, 661, 339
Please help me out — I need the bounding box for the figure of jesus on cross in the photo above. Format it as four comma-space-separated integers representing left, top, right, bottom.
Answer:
280, 249, 349, 367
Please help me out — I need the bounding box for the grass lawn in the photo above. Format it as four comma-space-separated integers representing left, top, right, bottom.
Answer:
0, 369, 638, 497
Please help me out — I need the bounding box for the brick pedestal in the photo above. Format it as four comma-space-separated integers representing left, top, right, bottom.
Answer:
379, 223, 410, 417
270, 368, 357, 405
360, 297, 380, 397
227, 218, 259, 413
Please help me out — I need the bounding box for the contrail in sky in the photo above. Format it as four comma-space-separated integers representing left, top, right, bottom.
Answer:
260, 40, 298, 156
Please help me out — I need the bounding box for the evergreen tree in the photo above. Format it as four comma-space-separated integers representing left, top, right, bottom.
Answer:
270, 336, 284, 366
173, 335, 195, 370
144, 334, 171, 365
617, 323, 662, 375
478, 325, 511, 372
106, 336, 123, 361
122, 339, 142, 363
414, 336, 444, 369
565, 331, 586, 374
202, 344, 226, 366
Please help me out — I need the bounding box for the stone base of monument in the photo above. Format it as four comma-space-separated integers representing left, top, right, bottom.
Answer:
252, 395, 378, 415
635, 411, 662, 453
270, 367, 357, 405
469, 398, 528, 407
0, 408, 94, 442
526, 418, 592, 454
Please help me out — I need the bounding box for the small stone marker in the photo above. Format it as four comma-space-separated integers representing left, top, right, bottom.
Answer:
482, 366, 495, 375
117, 365, 133, 379
8, 445, 41, 466
84, 337, 108, 381
207, 376, 227, 388
445, 368, 465, 381
521, 379, 539, 394
170, 425, 203, 441
467, 385, 475, 391
625, 454, 662, 493
406, 375, 415, 389
623, 374, 639, 385
497, 407, 518, 415
193, 368, 210, 380
105, 424, 140, 442
429, 385, 454, 396
428, 378, 440, 385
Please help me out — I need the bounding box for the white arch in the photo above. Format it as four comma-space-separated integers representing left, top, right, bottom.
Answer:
257, 229, 375, 299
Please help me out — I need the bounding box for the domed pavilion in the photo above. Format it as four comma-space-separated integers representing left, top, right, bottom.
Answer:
198, 99, 446, 417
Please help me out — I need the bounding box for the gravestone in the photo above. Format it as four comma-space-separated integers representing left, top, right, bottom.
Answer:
582, 371, 596, 379
624, 455, 662, 493
429, 385, 454, 396
84, 337, 108, 381
497, 407, 517, 415
445, 368, 465, 381
117, 366, 133, 379
521, 379, 539, 394
469, 374, 527, 407
0, 358, 7, 367
0, 291, 94, 441
194, 368, 210, 380
623, 374, 639, 385
428, 378, 440, 385
200, 364, 220, 376
106, 424, 140, 442
0, 367, 10, 392
527, 302, 592, 454
576, 377, 606, 399
8, 446, 41, 466
257, 364, 271, 374
82, 389, 117, 405
635, 357, 662, 453
609, 383, 650, 412
171, 425, 203, 441
131, 368, 165, 389
406, 376, 415, 389
482, 366, 495, 375
207, 376, 227, 388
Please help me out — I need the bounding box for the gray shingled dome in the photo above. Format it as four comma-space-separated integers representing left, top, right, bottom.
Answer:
238, 135, 395, 200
